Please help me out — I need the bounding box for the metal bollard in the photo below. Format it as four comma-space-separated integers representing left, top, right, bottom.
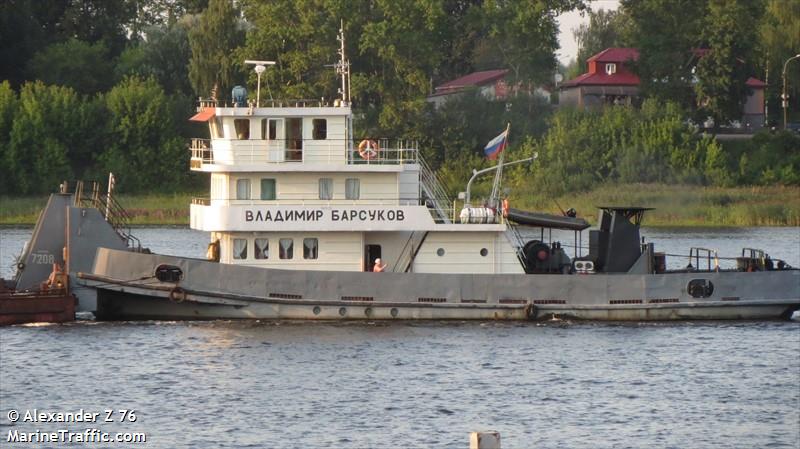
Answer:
470, 431, 501, 449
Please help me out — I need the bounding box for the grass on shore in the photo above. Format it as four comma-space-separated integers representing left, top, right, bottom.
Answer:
0, 193, 195, 226
513, 184, 800, 227
2, 184, 799, 226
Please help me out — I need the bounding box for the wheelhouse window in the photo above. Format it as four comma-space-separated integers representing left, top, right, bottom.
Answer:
279, 238, 294, 259
210, 117, 223, 138
303, 238, 318, 259
234, 119, 250, 139
345, 178, 360, 200
260, 178, 276, 200
286, 117, 302, 160
255, 238, 269, 259
318, 178, 333, 200
233, 238, 247, 260
236, 179, 251, 200
312, 119, 327, 140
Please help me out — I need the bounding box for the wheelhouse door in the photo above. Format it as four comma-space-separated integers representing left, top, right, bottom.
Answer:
263, 118, 284, 162
364, 244, 381, 272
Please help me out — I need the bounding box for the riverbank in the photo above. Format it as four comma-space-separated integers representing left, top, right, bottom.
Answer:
0, 193, 194, 226
2, 184, 799, 226
515, 184, 800, 226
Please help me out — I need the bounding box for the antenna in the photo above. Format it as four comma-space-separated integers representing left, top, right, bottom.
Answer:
244, 60, 276, 107
335, 20, 351, 106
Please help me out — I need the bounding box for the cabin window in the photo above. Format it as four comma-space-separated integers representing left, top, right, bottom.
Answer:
233, 238, 248, 260
234, 119, 250, 139
236, 179, 251, 200
210, 117, 223, 138
318, 178, 333, 200
255, 238, 269, 259
303, 238, 318, 259
436, 248, 445, 257
260, 178, 276, 200
312, 119, 327, 140
279, 238, 294, 259
480, 248, 489, 257
605, 63, 616, 75
286, 117, 302, 160
345, 178, 360, 200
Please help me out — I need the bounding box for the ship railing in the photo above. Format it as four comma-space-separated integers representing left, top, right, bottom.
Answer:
196, 98, 339, 109
190, 138, 213, 169
191, 197, 420, 207
68, 180, 141, 250
346, 139, 419, 165
418, 154, 452, 223
687, 247, 720, 272
188, 138, 417, 169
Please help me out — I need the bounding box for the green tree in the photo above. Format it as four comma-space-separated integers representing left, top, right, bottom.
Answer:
759, 0, 800, 125
0, 82, 19, 193
5, 82, 85, 194
188, 0, 244, 98
622, 0, 706, 109
0, 0, 47, 88
117, 19, 195, 97
100, 76, 187, 193
26, 39, 115, 95
57, 0, 136, 56
474, 0, 586, 86
694, 0, 762, 126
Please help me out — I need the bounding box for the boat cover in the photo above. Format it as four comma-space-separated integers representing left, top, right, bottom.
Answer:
505, 208, 591, 230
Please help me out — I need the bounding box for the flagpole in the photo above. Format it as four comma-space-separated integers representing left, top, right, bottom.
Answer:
489, 123, 510, 209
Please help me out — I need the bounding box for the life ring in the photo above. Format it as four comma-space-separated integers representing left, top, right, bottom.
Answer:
358, 139, 379, 160
169, 286, 187, 303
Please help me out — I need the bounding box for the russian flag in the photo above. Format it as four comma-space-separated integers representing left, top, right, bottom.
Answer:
483, 129, 508, 160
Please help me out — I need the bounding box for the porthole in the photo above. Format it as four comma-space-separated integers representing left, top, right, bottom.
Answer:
687, 279, 714, 298
436, 248, 445, 257
313, 306, 321, 315
390, 308, 399, 318
338, 307, 347, 316
364, 307, 373, 317
480, 248, 488, 257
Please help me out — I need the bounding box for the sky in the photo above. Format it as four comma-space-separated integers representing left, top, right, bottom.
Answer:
556, 0, 621, 66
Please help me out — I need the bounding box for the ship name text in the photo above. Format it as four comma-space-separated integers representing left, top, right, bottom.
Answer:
245, 209, 405, 223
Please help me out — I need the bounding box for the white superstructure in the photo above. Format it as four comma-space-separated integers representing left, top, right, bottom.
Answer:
188, 28, 523, 275
188, 99, 523, 274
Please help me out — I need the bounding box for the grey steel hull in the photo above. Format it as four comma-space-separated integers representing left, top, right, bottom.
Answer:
79, 248, 800, 321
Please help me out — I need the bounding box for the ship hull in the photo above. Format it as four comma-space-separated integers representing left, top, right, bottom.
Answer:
77, 248, 800, 322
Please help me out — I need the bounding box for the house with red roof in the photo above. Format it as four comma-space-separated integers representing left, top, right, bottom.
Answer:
560, 47, 767, 129
426, 69, 511, 108
559, 48, 641, 108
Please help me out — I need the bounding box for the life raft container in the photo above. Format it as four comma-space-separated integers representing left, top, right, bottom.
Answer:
358, 139, 379, 160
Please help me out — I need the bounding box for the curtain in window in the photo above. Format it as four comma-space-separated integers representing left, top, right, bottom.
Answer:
260, 179, 276, 200
236, 179, 250, 200
303, 238, 318, 259
255, 238, 269, 259
318, 178, 333, 200
279, 238, 293, 259
233, 239, 247, 259
345, 178, 360, 200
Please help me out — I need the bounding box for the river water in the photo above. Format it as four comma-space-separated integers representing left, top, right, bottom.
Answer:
1, 226, 799, 448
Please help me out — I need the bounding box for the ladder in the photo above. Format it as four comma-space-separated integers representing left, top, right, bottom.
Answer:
417, 155, 452, 223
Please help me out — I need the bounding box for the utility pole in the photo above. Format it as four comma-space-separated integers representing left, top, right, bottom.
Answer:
782, 54, 800, 129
